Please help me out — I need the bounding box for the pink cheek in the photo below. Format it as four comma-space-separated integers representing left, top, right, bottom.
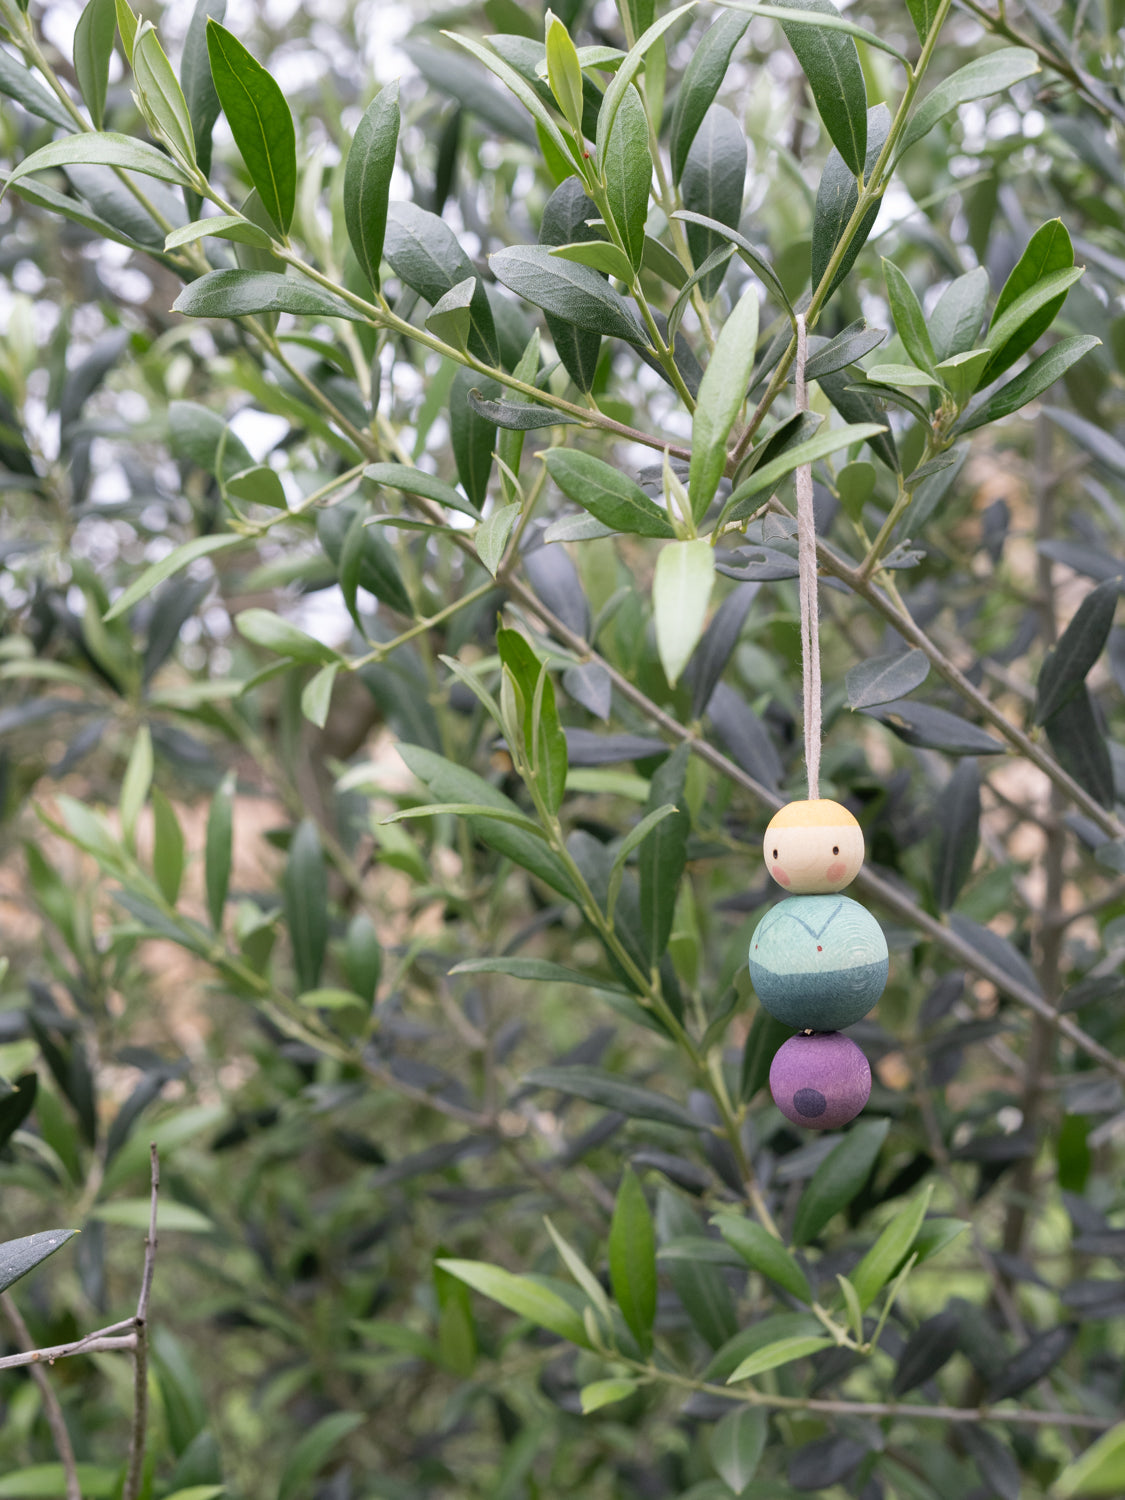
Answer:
772, 864, 791, 886
825, 859, 846, 881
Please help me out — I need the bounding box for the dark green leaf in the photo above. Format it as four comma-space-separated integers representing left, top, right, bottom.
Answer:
810, 103, 889, 301
961, 1426, 1020, 1500
863, 699, 1005, 755
204, 774, 233, 930
206, 20, 296, 234
538, 179, 604, 390
638, 743, 689, 968
691, 286, 759, 519
982, 220, 1074, 384
401, 39, 537, 145
930, 267, 989, 363
932, 759, 981, 910
948, 914, 1042, 996
152, 787, 186, 906
609, 1166, 657, 1352
805, 320, 885, 379
779, 0, 866, 176
284, 819, 328, 994
451, 367, 497, 511
905, 0, 940, 41
883, 258, 936, 373
0, 1230, 78, 1296
1035, 578, 1120, 724
496, 625, 567, 813
73, 0, 116, 129
544, 449, 675, 538
0, 49, 75, 131
712, 1213, 813, 1302
710, 1408, 768, 1493
687, 582, 758, 719
959, 336, 1100, 432
181, 0, 226, 182
670, 12, 750, 183
317, 499, 413, 616
657, 1190, 739, 1348
343, 913, 382, 1004
386, 201, 498, 363
817, 359, 899, 473
792, 1118, 889, 1245
436, 1258, 590, 1345
892, 1307, 961, 1394
450, 956, 631, 995
846, 648, 929, 709
525, 1066, 698, 1128
987, 1323, 1076, 1401
490, 244, 647, 345
672, 212, 792, 317
741, 1009, 793, 1101
900, 48, 1039, 159
172, 270, 362, 321
723, 422, 885, 523
277, 1414, 365, 1500
466, 390, 582, 430
0, 1075, 38, 1154
363, 461, 479, 519
344, 83, 400, 292
605, 85, 651, 272
1044, 686, 1115, 808
681, 106, 747, 301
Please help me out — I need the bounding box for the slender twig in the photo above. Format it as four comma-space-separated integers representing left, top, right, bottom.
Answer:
1, 1293, 81, 1500
0, 1330, 137, 1372
122, 1144, 160, 1500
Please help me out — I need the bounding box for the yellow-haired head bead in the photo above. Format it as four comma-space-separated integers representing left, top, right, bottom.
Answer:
764, 799, 864, 894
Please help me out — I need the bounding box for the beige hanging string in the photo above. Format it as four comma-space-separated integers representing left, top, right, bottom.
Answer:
794, 313, 822, 801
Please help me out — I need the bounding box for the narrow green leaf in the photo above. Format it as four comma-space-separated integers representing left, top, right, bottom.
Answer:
777, 0, 866, 176
609, 1166, 657, 1353
670, 11, 749, 183
2, 132, 194, 197
637, 743, 689, 967
719, 1, 910, 62
204, 771, 233, 930
712, 1213, 813, 1302
680, 105, 746, 300
865, 363, 944, 389
931, 759, 981, 910
723, 422, 885, 523
382, 802, 548, 836
450, 956, 632, 994
983, 264, 1083, 371
691, 284, 759, 519
277, 1414, 365, 1500
444, 31, 576, 169
363, 462, 480, 520
837, 1272, 864, 1339
959, 335, 1100, 431
654, 539, 714, 688
436, 1258, 590, 1345
490, 244, 647, 345
476, 501, 522, 576
596, 4, 696, 176
172, 269, 362, 322
0, 1230, 78, 1296
1054, 1421, 1125, 1498
301, 661, 339, 729
118, 723, 153, 849
526, 1066, 698, 1128
810, 103, 889, 301
0, 50, 75, 131
164, 214, 273, 250
206, 20, 296, 234
929, 266, 990, 362
115, 0, 138, 60
900, 47, 1039, 157
727, 1335, 834, 1381
882, 259, 935, 373
792, 1118, 889, 1245
284, 819, 328, 994
1035, 577, 1121, 724
343, 82, 399, 292
849, 1184, 933, 1312
544, 449, 675, 537
580, 1378, 639, 1413
710, 1408, 768, 1492
104, 535, 243, 622
236, 608, 341, 665
846, 648, 929, 709
181, 0, 226, 182
134, 22, 196, 166
608, 803, 678, 924
73, 0, 116, 129
1045, 687, 1115, 808
604, 84, 651, 271
151, 787, 185, 905
673, 211, 792, 316
658, 1190, 738, 1348
545, 11, 584, 135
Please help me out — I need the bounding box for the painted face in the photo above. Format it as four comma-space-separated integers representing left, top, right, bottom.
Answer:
763, 799, 864, 894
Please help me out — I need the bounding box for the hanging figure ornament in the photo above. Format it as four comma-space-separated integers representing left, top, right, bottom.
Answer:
749, 316, 883, 1130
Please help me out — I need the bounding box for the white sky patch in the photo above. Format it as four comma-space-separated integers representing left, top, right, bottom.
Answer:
228, 409, 290, 462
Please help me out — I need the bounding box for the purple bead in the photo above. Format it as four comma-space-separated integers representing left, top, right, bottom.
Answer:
769, 1032, 871, 1131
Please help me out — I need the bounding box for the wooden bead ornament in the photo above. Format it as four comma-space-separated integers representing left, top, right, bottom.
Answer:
770, 1032, 871, 1130
764, 799, 864, 893
749, 894, 888, 1033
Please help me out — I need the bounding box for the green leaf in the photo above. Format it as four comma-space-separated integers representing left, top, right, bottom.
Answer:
930, 267, 990, 362
436, 1259, 590, 1345
301, 661, 339, 729
1035, 577, 1120, 724
236, 608, 341, 664
792, 1118, 889, 1245
73, 0, 117, 129
343, 913, 382, 1003
741, 1009, 792, 1101
777, 0, 866, 175
1044, 686, 1115, 808
91, 1199, 214, 1232
205, 19, 296, 234
719, 2, 910, 62
164, 214, 274, 250
0, 1466, 120, 1499
544, 449, 675, 537
727, 1335, 834, 1381
134, 22, 197, 166
609, 1166, 657, 1352
959, 335, 1100, 432
882, 259, 935, 373
691, 285, 759, 519
580, 1378, 639, 1413
604, 85, 651, 271
672, 211, 792, 316
900, 47, 1039, 158
497, 625, 568, 813
342, 82, 399, 290
181, 0, 226, 182
476, 500, 522, 576
595, 3, 695, 176
172, 269, 362, 321
849, 1185, 932, 1312
810, 102, 889, 300
227, 463, 287, 508
386, 200, 499, 364
545, 11, 584, 135
204, 772, 233, 930
904, 0, 940, 40
983, 265, 1083, 384
152, 787, 186, 905
670, 11, 749, 183
681, 106, 747, 301
115, 0, 138, 61
2, 132, 194, 196
468, 389, 582, 431
0, 50, 75, 131
284, 820, 328, 994
277, 1413, 365, 1500
426, 275, 477, 352
712, 1214, 813, 1302
363, 462, 480, 520
449, 956, 632, 995
934, 347, 992, 404
654, 539, 714, 688
657, 1191, 738, 1348
544, 1217, 612, 1324
551, 237, 636, 281
169, 399, 254, 478
451, 367, 498, 511
846, 648, 929, 709
638, 743, 689, 967
0, 1229, 78, 1295
1054, 1421, 1125, 1498
490, 245, 646, 345
865, 363, 943, 389
710, 1407, 768, 1491
525, 1066, 698, 1128
723, 421, 885, 523
444, 31, 575, 168
931, 759, 980, 911
382, 802, 548, 836
119, 723, 153, 848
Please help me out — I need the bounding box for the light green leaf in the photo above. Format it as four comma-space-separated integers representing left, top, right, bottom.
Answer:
436, 1258, 591, 1345
104, 534, 244, 621
118, 723, 153, 849
607, 803, 678, 923
710, 1407, 768, 1492
164, 214, 274, 250
900, 46, 1039, 156
364, 462, 481, 519
723, 422, 885, 523
236, 608, 342, 664
653, 539, 714, 687
550, 240, 636, 281
425, 275, 477, 352
134, 22, 197, 166
204, 771, 234, 931
91, 1199, 214, 1232
866, 364, 944, 388
172, 269, 362, 322
580, 1378, 639, 1413
544, 448, 675, 538
718, 1, 910, 63
284, 820, 328, 994
596, 4, 696, 177
545, 11, 585, 135
882, 258, 935, 373
849, 1184, 933, 1312
151, 787, 185, 906
690, 284, 759, 520
476, 501, 522, 577
1054, 1421, 1125, 1497
0, 1466, 120, 1499
381, 802, 549, 837
609, 1166, 657, 1353
301, 661, 340, 729
278, 1414, 364, 1500
2, 132, 194, 198
449, 956, 632, 995
792, 1118, 889, 1245
712, 1213, 813, 1302
604, 84, 651, 270
727, 1335, 834, 1381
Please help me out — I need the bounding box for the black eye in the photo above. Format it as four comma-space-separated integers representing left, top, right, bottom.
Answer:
772, 849, 778, 860
832, 846, 839, 855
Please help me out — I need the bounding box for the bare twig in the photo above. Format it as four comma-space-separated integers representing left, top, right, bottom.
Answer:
123, 1144, 160, 1500
1, 1292, 81, 1500
0, 1331, 137, 1372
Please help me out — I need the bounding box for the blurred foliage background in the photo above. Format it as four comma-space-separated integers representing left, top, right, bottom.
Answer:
2, 0, 1125, 1494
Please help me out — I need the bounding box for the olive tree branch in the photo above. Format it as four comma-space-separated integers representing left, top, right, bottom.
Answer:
1, 1293, 82, 1500
122, 1143, 159, 1500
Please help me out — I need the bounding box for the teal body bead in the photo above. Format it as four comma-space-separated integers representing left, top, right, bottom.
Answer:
748, 894, 888, 1032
